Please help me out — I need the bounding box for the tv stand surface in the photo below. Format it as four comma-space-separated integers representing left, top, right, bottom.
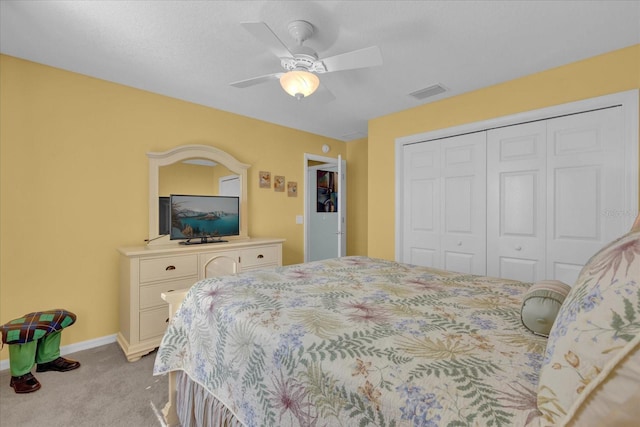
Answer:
179, 238, 228, 245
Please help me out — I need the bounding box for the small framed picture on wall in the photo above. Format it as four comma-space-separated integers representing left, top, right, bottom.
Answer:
287, 181, 297, 197
259, 171, 271, 188
274, 176, 285, 192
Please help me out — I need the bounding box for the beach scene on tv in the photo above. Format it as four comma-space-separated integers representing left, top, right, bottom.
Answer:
170, 195, 240, 239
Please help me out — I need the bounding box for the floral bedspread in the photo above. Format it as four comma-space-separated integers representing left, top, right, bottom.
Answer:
154, 256, 546, 427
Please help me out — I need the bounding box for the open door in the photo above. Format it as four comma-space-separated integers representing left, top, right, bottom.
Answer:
304, 154, 346, 262
219, 174, 240, 196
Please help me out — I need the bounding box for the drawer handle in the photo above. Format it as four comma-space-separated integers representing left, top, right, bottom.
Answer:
165, 318, 170, 323
257, 254, 264, 259
165, 265, 176, 271
167, 289, 174, 293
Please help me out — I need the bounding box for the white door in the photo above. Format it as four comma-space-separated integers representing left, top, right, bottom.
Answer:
546, 107, 626, 284
397, 91, 637, 284
487, 121, 547, 282
440, 133, 487, 274
402, 141, 441, 267
487, 107, 627, 285
219, 175, 240, 196
305, 155, 347, 262
402, 132, 486, 275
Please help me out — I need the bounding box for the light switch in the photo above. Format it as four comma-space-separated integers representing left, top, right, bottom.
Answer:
296, 215, 304, 224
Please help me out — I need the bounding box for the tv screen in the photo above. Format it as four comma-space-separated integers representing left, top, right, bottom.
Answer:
169, 195, 240, 244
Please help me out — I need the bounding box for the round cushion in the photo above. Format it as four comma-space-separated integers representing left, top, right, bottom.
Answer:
521, 280, 571, 336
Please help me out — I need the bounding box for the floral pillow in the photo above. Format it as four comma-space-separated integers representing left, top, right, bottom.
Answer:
536, 227, 640, 425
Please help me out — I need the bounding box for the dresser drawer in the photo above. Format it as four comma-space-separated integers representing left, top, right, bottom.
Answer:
139, 255, 198, 283
139, 307, 170, 341
240, 245, 279, 269
139, 277, 197, 310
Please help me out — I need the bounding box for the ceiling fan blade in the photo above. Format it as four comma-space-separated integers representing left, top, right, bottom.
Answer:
230, 73, 283, 88
241, 22, 294, 59
320, 46, 383, 73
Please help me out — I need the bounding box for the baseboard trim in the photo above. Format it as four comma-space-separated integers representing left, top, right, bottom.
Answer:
0, 333, 117, 372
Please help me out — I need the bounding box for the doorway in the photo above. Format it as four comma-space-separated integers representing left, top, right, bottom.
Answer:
304, 154, 347, 262
219, 174, 240, 196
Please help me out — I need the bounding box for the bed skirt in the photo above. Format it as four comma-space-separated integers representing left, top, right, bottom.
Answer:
175, 371, 244, 427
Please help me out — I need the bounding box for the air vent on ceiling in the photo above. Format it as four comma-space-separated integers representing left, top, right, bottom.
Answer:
409, 84, 448, 100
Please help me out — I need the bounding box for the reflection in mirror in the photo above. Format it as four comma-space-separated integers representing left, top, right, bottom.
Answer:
159, 161, 235, 196
147, 145, 250, 245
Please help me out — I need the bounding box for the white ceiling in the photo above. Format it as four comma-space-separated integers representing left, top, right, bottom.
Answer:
1, 1, 639, 141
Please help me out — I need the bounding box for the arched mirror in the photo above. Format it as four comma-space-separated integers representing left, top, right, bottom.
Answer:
147, 144, 250, 245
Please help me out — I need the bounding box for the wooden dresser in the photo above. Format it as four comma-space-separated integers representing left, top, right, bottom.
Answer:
117, 237, 284, 361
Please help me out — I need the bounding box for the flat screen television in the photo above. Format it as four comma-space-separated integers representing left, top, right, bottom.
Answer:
169, 194, 240, 245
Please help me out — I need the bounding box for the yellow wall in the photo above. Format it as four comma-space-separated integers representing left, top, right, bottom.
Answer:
368, 44, 640, 260
0, 55, 347, 358
346, 137, 368, 255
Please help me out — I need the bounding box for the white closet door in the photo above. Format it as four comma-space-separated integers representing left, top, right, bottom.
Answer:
440, 133, 487, 274
487, 121, 547, 282
546, 107, 626, 285
402, 133, 486, 274
402, 141, 441, 267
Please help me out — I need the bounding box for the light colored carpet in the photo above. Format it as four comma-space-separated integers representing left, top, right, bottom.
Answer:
0, 342, 168, 427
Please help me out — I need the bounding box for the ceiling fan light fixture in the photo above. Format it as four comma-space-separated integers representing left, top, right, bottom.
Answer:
279, 70, 319, 99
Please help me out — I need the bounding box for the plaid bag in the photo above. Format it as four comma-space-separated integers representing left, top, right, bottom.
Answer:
1, 309, 76, 345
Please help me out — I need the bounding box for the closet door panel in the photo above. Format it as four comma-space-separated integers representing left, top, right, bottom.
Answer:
443, 251, 474, 275
443, 176, 473, 233
547, 107, 625, 285
501, 172, 536, 235
402, 142, 441, 268
498, 258, 539, 283
441, 133, 486, 275
442, 175, 475, 274
554, 166, 600, 239
487, 121, 546, 282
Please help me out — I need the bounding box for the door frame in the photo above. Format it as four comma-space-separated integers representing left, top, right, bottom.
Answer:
304, 153, 347, 262
394, 89, 639, 262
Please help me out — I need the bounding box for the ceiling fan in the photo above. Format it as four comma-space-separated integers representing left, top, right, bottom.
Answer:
230, 20, 383, 100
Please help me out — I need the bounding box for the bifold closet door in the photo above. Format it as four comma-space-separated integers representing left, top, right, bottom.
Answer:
402, 141, 441, 267
487, 106, 626, 285
546, 107, 626, 284
402, 132, 486, 274
487, 121, 547, 282
440, 133, 486, 274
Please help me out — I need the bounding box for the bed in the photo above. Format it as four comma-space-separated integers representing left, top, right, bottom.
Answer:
154, 219, 640, 427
